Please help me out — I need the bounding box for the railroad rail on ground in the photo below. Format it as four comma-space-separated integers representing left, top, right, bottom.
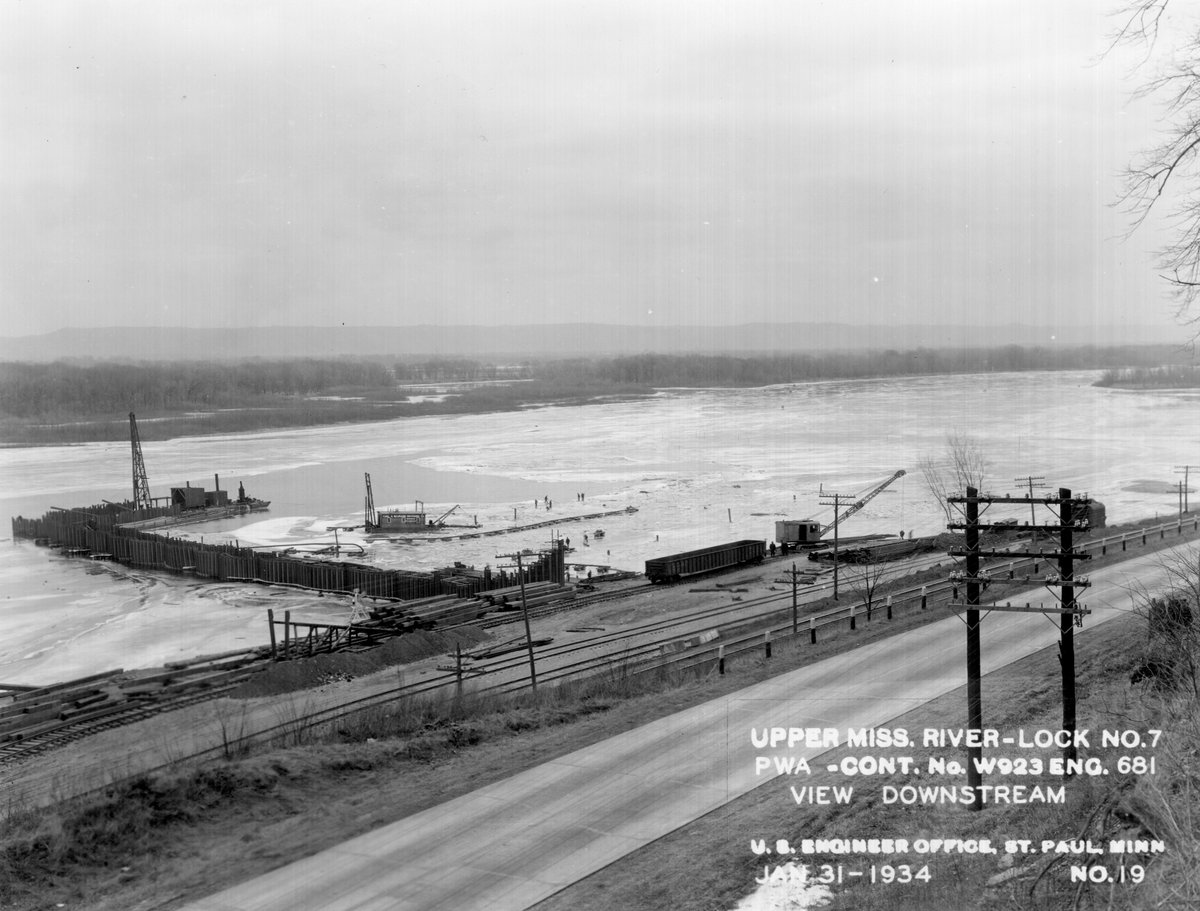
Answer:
2, 516, 1197, 782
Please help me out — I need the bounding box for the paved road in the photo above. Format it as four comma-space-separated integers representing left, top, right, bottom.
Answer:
181, 539, 1178, 911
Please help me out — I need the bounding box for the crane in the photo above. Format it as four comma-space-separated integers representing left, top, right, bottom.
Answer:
364, 473, 377, 529
820, 469, 906, 536
431, 504, 461, 527
129, 413, 153, 510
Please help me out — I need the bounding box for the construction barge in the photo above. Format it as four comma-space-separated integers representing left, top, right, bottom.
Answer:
358, 471, 638, 541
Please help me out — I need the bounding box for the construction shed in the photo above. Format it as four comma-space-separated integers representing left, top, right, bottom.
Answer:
171, 485, 207, 509
376, 510, 427, 529
775, 519, 823, 545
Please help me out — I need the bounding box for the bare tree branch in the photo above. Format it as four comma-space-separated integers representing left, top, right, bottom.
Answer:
918, 433, 989, 527
1113, 0, 1200, 324
845, 556, 893, 622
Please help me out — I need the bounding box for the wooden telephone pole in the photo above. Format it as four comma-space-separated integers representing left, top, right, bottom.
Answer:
818, 490, 851, 600
1174, 465, 1197, 514
1013, 475, 1046, 528
946, 486, 1092, 810
496, 550, 541, 693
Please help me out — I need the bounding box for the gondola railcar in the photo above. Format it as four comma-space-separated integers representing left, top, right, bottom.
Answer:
645, 539, 766, 584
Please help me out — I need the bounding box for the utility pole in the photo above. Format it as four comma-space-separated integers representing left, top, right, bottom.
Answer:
818, 490, 851, 600
792, 561, 798, 633
1174, 465, 1197, 514
947, 486, 1092, 808
1013, 475, 1045, 528
1058, 488, 1078, 767
515, 552, 536, 693
963, 487, 983, 810
497, 550, 541, 693
780, 561, 804, 633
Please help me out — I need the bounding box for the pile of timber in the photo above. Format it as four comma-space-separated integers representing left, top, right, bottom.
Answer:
0, 669, 128, 745
350, 580, 576, 628
271, 581, 581, 662
0, 650, 269, 752
365, 582, 576, 626
478, 581, 576, 611
370, 593, 491, 627
118, 648, 270, 698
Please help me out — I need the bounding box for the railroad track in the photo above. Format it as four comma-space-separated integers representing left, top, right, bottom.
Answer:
0, 663, 268, 767
476, 581, 653, 628
0, 586, 650, 766
2, 517, 1195, 781
0, 684, 252, 765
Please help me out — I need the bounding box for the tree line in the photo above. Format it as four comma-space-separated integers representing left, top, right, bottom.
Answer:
0, 345, 1188, 424
533, 345, 1186, 388
1093, 364, 1200, 388
393, 359, 532, 382
0, 359, 394, 419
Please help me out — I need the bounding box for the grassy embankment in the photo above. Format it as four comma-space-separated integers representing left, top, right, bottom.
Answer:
1, 520, 1197, 910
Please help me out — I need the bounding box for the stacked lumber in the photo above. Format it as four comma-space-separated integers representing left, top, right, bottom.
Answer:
119, 648, 268, 697
482, 582, 576, 612
0, 651, 269, 750
386, 594, 491, 626
0, 669, 126, 743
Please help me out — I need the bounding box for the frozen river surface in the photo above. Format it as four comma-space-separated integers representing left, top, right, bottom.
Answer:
1, 370, 1196, 683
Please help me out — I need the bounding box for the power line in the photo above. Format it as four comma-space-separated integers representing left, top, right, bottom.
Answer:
1174, 465, 1198, 514
817, 490, 853, 600
946, 488, 1092, 810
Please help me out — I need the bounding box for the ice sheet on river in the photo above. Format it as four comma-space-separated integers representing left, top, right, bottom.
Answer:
1, 370, 1195, 683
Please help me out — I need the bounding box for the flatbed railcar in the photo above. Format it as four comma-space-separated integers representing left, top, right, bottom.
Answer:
645, 539, 766, 584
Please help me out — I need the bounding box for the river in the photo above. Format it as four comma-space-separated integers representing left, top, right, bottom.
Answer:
1, 369, 1194, 684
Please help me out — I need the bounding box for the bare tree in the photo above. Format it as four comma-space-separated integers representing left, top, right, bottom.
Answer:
1113, 1, 1200, 327
845, 555, 892, 622
918, 432, 990, 525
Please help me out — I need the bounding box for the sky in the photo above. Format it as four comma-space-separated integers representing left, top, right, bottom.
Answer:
0, 0, 1191, 335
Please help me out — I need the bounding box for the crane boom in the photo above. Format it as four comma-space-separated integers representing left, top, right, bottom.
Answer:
364, 473, 377, 528
129, 412, 153, 510
820, 470, 906, 535
432, 504, 460, 526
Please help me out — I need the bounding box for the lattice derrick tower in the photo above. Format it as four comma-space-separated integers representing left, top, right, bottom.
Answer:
129, 412, 153, 510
